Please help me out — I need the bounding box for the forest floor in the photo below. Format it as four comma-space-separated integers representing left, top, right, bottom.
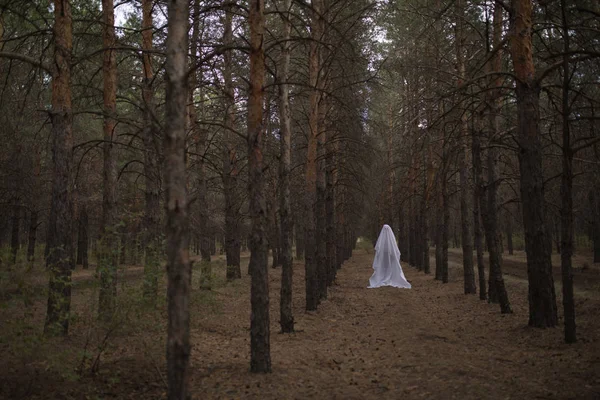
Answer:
1, 247, 600, 400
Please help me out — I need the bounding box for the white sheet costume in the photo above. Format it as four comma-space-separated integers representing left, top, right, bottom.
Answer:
368, 225, 411, 289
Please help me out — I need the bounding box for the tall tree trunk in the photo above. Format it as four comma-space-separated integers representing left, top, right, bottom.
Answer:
10, 201, 20, 264
142, 0, 161, 300
455, 0, 475, 294
77, 207, 89, 268
336, 183, 346, 269
165, 0, 192, 396
441, 129, 450, 283
591, 191, 600, 263
27, 209, 38, 263
189, 0, 211, 290
481, 2, 511, 313
44, 0, 73, 337
506, 210, 514, 255
553, 217, 561, 254
326, 129, 337, 284
421, 144, 431, 274
99, 0, 118, 320
223, 1, 241, 281
304, 0, 322, 311
559, 0, 576, 343
386, 105, 394, 230
408, 163, 416, 267
472, 119, 487, 300
483, 127, 512, 313
316, 103, 327, 300
435, 190, 443, 281
278, 0, 294, 333
509, 0, 557, 328
247, 0, 271, 373
442, 176, 449, 283
295, 218, 304, 260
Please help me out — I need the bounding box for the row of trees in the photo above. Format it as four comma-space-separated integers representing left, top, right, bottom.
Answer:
1, 0, 375, 397
1, 0, 599, 397
365, 0, 599, 345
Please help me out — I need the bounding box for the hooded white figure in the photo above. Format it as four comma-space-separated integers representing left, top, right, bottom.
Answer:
368, 225, 411, 289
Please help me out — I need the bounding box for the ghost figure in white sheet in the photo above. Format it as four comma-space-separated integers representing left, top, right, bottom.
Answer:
368, 225, 411, 289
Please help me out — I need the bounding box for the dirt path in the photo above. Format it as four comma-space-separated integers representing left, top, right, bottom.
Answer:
189, 250, 600, 399
2, 249, 599, 399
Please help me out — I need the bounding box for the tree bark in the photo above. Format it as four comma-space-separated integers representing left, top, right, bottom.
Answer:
277, 0, 294, 333
316, 100, 327, 300
10, 202, 20, 264
141, 0, 161, 300
247, 0, 271, 373
435, 191, 443, 281
482, 128, 512, 313
295, 218, 304, 260
304, 0, 322, 311
27, 209, 38, 263
188, 0, 212, 290
421, 142, 431, 274
472, 119, 487, 300
44, 0, 73, 337
223, 1, 242, 281
165, 0, 192, 397
506, 211, 514, 255
482, 1, 511, 313
455, 0, 475, 294
98, 0, 119, 321
591, 191, 600, 263
559, 0, 576, 343
509, 0, 557, 328
326, 127, 337, 284
77, 207, 89, 268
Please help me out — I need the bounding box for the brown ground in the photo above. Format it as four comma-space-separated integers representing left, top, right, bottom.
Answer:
1, 248, 599, 399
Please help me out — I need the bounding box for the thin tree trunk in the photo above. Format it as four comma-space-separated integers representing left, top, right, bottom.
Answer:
189, 0, 212, 290
223, 1, 241, 281
336, 184, 345, 269
316, 103, 327, 300
295, 218, 304, 260
481, 2, 511, 313
165, 0, 192, 396
326, 130, 337, 284
509, 0, 557, 328
553, 217, 561, 254
44, 0, 73, 337
435, 190, 443, 281
483, 129, 512, 313
559, 0, 576, 343
247, 0, 271, 373
472, 119, 487, 300
442, 175, 449, 283
77, 207, 89, 268
27, 209, 38, 263
304, 0, 322, 311
142, 0, 161, 300
409, 163, 416, 267
591, 191, 600, 263
506, 211, 514, 255
99, 0, 118, 320
278, 0, 294, 333
421, 144, 431, 274
455, 0, 475, 293
441, 128, 449, 283
10, 201, 20, 264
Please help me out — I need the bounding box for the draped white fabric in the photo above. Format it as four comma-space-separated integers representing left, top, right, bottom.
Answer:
368, 225, 411, 289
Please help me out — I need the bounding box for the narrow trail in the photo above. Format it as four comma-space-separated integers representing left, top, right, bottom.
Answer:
189, 249, 600, 399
